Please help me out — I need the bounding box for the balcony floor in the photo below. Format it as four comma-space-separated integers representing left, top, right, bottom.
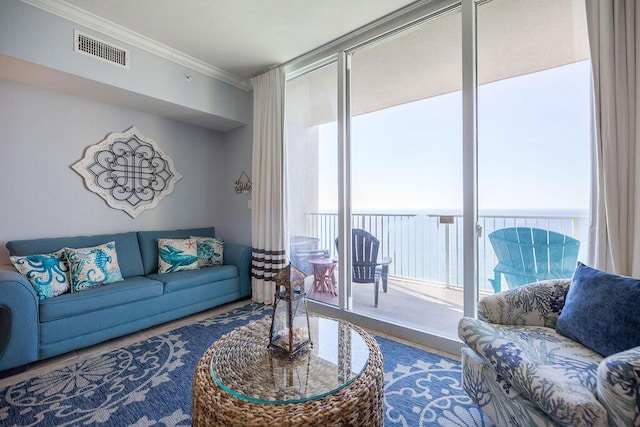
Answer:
307, 275, 466, 341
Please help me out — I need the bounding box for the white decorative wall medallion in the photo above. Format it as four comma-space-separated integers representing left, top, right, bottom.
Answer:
72, 126, 182, 218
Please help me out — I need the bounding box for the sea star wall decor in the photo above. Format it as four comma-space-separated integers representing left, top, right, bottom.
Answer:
72, 126, 182, 218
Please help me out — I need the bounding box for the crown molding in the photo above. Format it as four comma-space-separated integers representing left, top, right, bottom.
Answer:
20, 0, 252, 90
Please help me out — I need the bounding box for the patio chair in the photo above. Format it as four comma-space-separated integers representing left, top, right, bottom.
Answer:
335, 228, 392, 307
291, 248, 330, 276
290, 236, 329, 276
488, 227, 580, 292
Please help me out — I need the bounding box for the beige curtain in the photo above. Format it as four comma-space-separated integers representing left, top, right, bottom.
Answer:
250, 67, 288, 303
586, 0, 640, 276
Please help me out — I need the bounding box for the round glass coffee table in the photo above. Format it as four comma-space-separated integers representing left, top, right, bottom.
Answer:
192, 316, 383, 426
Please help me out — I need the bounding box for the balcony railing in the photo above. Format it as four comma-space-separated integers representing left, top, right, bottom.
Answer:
305, 212, 588, 292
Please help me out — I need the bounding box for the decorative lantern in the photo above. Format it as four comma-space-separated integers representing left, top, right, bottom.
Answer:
269, 263, 312, 358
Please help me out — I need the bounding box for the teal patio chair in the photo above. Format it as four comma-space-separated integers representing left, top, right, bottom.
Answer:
488, 227, 580, 292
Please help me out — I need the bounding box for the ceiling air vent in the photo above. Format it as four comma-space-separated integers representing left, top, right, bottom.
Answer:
74, 30, 129, 69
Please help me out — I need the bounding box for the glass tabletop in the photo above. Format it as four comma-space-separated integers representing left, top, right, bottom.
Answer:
209, 316, 370, 404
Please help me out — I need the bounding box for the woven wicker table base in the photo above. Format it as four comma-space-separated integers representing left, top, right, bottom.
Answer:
192, 316, 384, 426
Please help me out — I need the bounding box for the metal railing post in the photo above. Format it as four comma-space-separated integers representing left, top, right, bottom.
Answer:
445, 223, 451, 286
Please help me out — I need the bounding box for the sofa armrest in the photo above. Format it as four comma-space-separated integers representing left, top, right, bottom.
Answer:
0, 270, 39, 371
597, 346, 640, 426
478, 278, 571, 327
223, 243, 252, 299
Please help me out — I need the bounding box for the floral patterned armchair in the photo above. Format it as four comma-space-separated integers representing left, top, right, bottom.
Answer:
458, 279, 640, 427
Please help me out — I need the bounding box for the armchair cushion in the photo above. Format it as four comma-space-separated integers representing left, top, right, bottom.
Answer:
597, 346, 640, 426
478, 279, 570, 328
459, 317, 607, 426
556, 262, 640, 357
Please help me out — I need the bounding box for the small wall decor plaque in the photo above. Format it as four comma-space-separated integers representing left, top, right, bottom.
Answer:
72, 126, 182, 218
234, 171, 252, 194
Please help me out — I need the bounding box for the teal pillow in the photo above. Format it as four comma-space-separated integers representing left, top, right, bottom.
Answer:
9, 249, 70, 300
556, 262, 640, 356
157, 238, 199, 273
191, 236, 224, 267
65, 242, 124, 292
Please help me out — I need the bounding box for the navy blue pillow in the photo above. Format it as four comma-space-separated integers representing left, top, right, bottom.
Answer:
556, 262, 640, 356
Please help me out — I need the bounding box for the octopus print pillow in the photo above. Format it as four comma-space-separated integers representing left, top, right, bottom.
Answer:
10, 249, 70, 300
65, 242, 124, 292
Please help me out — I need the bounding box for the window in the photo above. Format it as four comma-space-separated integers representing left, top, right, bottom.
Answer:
284, 0, 591, 349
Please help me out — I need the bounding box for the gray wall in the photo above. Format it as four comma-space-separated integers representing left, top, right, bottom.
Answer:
220, 106, 253, 246
0, 78, 252, 264
0, 0, 250, 128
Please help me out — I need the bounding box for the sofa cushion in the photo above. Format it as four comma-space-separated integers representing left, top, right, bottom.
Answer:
9, 249, 70, 300
556, 262, 640, 357
192, 236, 224, 267
39, 276, 164, 322
7, 232, 144, 279
138, 227, 216, 275
65, 242, 124, 292
147, 265, 237, 293
458, 317, 606, 427
157, 238, 199, 273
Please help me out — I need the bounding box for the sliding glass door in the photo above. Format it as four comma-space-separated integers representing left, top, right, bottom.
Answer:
284, 0, 592, 348
285, 62, 340, 306
476, 0, 591, 296
348, 8, 463, 339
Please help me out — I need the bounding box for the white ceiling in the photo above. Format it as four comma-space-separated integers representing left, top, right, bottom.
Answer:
61, 0, 418, 81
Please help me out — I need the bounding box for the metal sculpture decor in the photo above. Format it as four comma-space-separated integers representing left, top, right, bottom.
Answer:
234, 171, 252, 194
72, 126, 182, 218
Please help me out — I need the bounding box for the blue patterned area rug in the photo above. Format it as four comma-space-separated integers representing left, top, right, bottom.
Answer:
0, 303, 494, 426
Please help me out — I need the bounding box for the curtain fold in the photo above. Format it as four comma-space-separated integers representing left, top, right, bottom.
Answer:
586, 0, 640, 276
250, 67, 288, 303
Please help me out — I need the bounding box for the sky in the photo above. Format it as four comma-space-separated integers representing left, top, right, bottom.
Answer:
317, 60, 592, 214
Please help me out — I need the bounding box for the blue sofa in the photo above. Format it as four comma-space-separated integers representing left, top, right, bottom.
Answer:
0, 227, 251, 374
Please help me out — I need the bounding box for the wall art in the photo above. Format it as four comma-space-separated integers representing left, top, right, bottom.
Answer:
72, 126, 182, 218
234, 171, 252, 194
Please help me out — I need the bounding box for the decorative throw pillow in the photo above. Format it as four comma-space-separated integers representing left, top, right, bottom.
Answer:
556, 262, 640, 356
157, 238, 199, 274
191, 236, 224, 267
65, 242, 124, 292
9, 249, 70, 300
